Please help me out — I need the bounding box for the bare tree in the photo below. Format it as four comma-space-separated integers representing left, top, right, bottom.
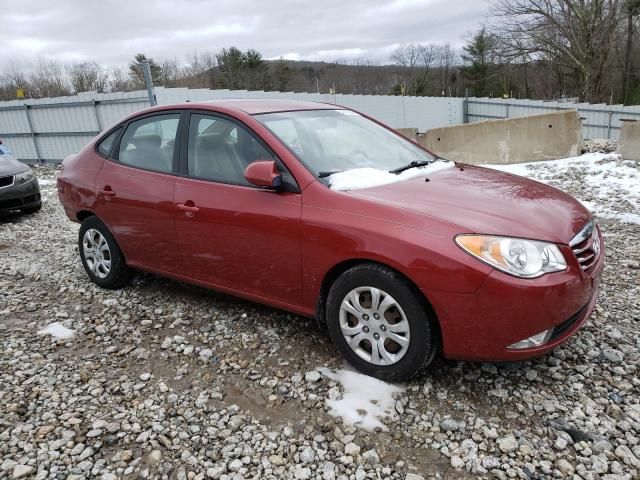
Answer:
67, 62, 109, 93
0, 61, 30, 99
434, 44, 458, 94
109, 67, 134, 92
494, 0, 624, 102
183, 52, 216, 88
156, 57, 181, 87
623, 0, 640, 102
391, 43, 438, 95
29, 58, 72, 98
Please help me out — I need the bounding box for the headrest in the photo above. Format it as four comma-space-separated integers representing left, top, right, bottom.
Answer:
198, 133, 225, 150
132, 134, 161, 149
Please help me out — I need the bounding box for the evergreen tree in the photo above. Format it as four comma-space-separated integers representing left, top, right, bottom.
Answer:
129, 54, 162, 87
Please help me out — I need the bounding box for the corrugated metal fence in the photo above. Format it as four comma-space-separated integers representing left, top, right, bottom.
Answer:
0, 91, 149, 163
1, 87, 639, 163
0, 88, 462, 163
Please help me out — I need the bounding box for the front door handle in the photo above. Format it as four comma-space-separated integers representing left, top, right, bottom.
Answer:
177, 202, 200, 214
98, 186, 116, 197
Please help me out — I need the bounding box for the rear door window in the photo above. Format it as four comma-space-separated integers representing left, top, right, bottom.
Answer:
116, 114, 180, 173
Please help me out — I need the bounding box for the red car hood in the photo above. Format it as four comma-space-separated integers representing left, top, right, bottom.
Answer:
349, 164, 590, 244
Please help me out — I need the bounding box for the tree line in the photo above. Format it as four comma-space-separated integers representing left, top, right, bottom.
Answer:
1, 0, 639, 104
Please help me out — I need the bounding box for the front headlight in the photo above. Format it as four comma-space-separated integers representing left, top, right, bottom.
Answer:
15, 168, 35, 184
455, 235, 567, 278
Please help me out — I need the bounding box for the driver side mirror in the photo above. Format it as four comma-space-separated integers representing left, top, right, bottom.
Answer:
244, 160, 282, 189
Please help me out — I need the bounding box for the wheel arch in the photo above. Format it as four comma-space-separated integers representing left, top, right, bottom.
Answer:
316, 258, 442, 347
77, 213, 126, 262
76, 210, 95, 222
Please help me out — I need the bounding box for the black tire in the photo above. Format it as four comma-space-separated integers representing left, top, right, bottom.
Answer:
78, 216, 131, 289
326, 264, 438, 381
21, 202, 42, 214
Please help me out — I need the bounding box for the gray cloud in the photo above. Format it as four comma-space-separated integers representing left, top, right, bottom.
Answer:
0, 0, 492, 67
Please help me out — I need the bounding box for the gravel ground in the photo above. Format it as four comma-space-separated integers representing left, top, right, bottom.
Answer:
0, 160, 638, 480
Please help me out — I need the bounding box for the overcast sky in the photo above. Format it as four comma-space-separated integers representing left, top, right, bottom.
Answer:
1, 0, 492, 68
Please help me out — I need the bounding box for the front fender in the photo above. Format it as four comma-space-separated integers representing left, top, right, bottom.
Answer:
300, 183, 492, 316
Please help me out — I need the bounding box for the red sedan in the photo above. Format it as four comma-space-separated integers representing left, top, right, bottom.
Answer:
57, 100, 604, 380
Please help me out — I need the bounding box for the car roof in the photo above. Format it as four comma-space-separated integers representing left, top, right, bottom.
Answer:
201, 99, 344, 115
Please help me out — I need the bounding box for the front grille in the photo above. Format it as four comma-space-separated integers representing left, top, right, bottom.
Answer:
570, 220, 601, 272
0, 175, 13, 188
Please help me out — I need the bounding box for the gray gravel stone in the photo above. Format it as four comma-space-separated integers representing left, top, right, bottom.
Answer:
300, 446, 316, 463
11, 466, 34, 479
497, 435, 518, 453
305, 370, 321, 383
1, 163, 638, 480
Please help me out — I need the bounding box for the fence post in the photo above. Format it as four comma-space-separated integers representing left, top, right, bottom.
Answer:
463, 89, 469, 124
23, 105, 42, 165
607, 108, 613, 140
505, 102, 510, 119
92, 100, 103, 132
142, 61, 157, 107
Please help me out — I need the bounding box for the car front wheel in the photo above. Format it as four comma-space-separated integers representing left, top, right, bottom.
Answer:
78, 216, 131, 289
21, 202, 42, 214
326, 264, 438, 381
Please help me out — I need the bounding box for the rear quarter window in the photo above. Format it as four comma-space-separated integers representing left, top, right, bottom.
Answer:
96, 128, 122, 158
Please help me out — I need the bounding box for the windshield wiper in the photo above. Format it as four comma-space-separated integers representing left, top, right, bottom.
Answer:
389, 159, 435, 175
318, 170, 343, 178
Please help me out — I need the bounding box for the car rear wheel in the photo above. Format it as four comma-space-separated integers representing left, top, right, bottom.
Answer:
326, 264, 438, 381
78, 216, 131, 289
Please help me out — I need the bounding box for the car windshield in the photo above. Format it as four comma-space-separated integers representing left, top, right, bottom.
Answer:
254, 109, 435, 177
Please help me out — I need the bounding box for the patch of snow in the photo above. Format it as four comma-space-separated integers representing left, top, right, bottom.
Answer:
37, 322, 74, 339
328, 161, 455, 191
317, 367, 404, 431
618, 212, 640, 225
484, 153, 640, 225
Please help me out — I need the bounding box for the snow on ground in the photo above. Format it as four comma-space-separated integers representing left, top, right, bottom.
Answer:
37, 322, 74, 339
328, 160, 454, 191
485, 153, 640, 225
317, 367, 404, 431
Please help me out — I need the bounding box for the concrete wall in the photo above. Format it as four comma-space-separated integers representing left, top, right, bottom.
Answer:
617, 121, 640, 161
420, 110, 584, 165
395, 128, 418, 141
466, 98, 640, 141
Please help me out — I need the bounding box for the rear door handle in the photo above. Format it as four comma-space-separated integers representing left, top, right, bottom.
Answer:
98, 187, 116, 197
177, 202, 200, 214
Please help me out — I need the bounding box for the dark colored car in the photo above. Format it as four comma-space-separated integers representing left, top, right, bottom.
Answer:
0, 152, 41, 215
57, 100, 604, 380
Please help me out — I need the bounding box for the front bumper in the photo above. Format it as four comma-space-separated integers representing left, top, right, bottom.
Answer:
426, 230, 605, 362
0, 177, 41, 213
